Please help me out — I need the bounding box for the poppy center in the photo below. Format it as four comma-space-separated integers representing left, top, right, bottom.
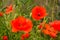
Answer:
18, 24, 22, 27
37, 13, 40, 16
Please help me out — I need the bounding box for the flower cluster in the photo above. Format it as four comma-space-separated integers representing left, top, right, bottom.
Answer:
0, 4, 60, 40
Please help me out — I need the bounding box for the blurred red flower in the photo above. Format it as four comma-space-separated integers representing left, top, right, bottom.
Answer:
0, 12, 3, 16
5, 4, 13, 14
11, 16, 33, 33
38, 22, 45, 29
32, 6, 47, 20
21, 33, 30, 40
49, 20, 60, 31
2, 36, 8, 40
49, 32, 57, 38
42, 24, 58, 38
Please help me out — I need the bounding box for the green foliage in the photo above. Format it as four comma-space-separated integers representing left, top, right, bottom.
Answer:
0, 0, 60, 40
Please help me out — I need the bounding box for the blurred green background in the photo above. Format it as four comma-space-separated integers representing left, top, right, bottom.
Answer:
0, 0, 60, 40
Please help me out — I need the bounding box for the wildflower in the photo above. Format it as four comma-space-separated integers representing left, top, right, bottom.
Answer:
0, 12, 3, 16
32, 6, 47, 20
42, 24, 51, 35
42, 29, 50, 35
11, 16, 33, 33
38, 22, 45, 29
49, 31, 57, 38
5, 4, 13, 14
2, 36, 8, 40
49, 20, 60, 31
21, 33, 30, 40
42, 24, 58, 38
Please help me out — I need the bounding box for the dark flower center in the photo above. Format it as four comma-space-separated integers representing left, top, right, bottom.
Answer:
38, 13, 40, 16
18, 24, 22, 27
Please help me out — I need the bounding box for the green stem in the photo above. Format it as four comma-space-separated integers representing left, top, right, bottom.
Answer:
51, 8, 54, 22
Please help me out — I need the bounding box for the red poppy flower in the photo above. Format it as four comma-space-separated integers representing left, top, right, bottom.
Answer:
5, 4, 13, 14
49, 32, 57, 38
21, 33, 30, 40
2, 36, 8, 40
0, 12, 3, 16
11, 16, 33, 33
49, 20, 60, 31
38, 22, 45, 29
38, 24, 42, 29
42, 23, 58, 38
42, 29, 50, 35
32, 6, 47, 20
